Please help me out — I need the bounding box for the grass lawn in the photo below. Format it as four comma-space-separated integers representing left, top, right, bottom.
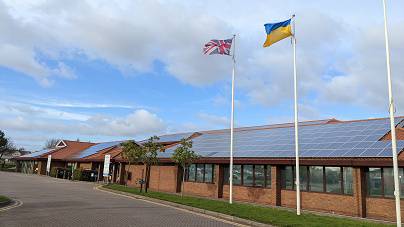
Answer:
0, 195, 10, 203
103, 184, 393, 227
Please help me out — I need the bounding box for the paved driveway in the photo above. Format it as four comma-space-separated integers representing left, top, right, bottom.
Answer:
0, 172, 238, 227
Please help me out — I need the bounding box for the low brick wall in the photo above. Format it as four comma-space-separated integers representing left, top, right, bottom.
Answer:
222, 185, 274, 205
183, 182, 217, 198
366, 197, 404, 221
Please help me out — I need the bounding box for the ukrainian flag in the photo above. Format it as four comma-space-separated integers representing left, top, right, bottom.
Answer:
263, 19, 292, 47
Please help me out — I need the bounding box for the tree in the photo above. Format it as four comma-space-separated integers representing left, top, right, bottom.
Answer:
44, 138, 60, 149
0, 130, 16, 168
121, 140, 144, 187
142, 136, 163, 193
171, 139, 199, 196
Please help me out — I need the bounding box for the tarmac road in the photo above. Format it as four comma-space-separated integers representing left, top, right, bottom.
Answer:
0, 171, 239, 227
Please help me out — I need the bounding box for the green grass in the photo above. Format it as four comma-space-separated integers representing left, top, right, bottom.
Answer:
0, 195, 10, 203
103, 184, 392, 227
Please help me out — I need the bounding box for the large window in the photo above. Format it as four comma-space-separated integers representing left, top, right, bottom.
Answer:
186, 164, 214, 183
281, 166, 353, 195
309, 166, 324, 192
326, 167, 341, 193
366, 167, 404, 198
224, 165, 272, 188
343, 167, 353, 194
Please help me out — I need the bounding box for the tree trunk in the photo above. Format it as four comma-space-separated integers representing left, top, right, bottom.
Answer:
181, 165, 185, 197
125, 161, 131, 186
145, 164, 150, 193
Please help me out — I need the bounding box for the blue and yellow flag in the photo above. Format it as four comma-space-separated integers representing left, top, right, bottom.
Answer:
263, 19, 292, 47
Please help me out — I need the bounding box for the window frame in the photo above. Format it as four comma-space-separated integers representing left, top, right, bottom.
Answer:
223, 164, 272, 188
186, 163, 214, 183
281, 165, 354, 196
366, 167, 404, 199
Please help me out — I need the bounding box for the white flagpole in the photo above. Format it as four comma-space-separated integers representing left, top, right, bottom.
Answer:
229, 34, 236, 204
382, 1, 401, 226
292, 15, 301, 216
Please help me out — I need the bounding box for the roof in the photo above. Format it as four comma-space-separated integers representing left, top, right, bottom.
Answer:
39, 140, 96, 160
140, 132, 198, 144
162, 117, 404, 159
71, 141, 124, 159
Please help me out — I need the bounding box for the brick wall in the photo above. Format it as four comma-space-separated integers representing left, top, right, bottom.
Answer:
281, 190, 357, 216
183, 181, 217, 197
126, 164, 146, 188
366, 197, 404, 221
149, 165, 178, 193
222, 185, 274, 205
37, 161, 46, 175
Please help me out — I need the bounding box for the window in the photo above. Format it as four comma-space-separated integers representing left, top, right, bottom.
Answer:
281, 166, 294, 190
196, 164, 204, 182
205, 164, 213, 183
343, 167, 353, 195
254, 165, 265, 187
326, 167, 341, 193
224, 164, 271, 187
309, 166, 324, 192
266, 165, 272, 188
367, 168, 382, 196
187, 164, 214, 183
188, 164, 196, 181
299, 166, 308, 191
234, 165, 242, 185
243, 165, 253, 186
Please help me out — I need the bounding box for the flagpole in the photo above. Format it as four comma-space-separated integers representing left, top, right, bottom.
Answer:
229, 34, 236, 204
291, 14, 301, 216
382, 1, 401, 226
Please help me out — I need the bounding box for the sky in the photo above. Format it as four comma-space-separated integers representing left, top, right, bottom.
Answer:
0, 0, 403, 151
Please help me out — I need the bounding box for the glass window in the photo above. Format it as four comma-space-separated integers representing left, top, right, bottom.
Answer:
326, 167, 341, 193
309, 166, 324, 192
233, 165, 242, 185
299, 166, 308, 191
281, 166, 294, 189
188, 164, 196, 181
383, 168, 394, 197
367, 168, 382, 196
400, 168, 404, 198
243, 165, 253, 186
266, 165, 272, 188
343, 167, 353, 195
205, 164, 213, 183
254, 165, 265, 187
196, 164, 204, 182
223, 166, 229, 184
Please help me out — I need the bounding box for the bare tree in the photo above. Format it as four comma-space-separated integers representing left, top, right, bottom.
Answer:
0, 130, 16, 168
44, 138, 60, 149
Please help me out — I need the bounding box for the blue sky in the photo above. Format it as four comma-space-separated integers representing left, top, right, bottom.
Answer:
0, 0, 403, 150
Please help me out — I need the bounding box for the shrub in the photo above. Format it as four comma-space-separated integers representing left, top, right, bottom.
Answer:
72, 168, 82, 181
50, 167, 57, 177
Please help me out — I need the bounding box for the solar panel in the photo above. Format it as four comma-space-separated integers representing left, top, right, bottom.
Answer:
142, 132, 196, 144
163, 117, 404, 159
74, 141, 123, 159
20, 149, 52, 158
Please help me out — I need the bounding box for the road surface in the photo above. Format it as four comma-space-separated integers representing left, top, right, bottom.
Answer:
0, 171, 238, 227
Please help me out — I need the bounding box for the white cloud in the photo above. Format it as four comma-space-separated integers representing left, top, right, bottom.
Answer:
198, 113, 229, 127
0, 109, 166, 137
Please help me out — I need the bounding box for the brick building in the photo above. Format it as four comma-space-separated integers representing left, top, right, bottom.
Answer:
15, 117, 404, 221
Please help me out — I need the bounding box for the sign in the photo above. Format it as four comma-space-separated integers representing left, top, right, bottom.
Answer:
103, 154, 111, 177
46, 155, 52, 173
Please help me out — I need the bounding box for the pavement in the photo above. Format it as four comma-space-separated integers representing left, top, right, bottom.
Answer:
0, 171, 240, 227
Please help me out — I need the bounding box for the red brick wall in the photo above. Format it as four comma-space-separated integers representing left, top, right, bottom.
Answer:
126, 164, 178, 193
366, 197, 404, 221
222, 185, 274, 205
126, 164, 146, 187
183, 181, 217, 197
149, 165, 178, 193
281, 190, 358, 216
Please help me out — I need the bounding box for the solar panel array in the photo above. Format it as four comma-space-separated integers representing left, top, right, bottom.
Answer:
73, 141, 123, 159
20, 149, 52, 158
142, 132, 195, 144
162, 118, 404, 158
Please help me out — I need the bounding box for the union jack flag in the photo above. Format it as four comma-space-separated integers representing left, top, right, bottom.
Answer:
203, 38, 233, 55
